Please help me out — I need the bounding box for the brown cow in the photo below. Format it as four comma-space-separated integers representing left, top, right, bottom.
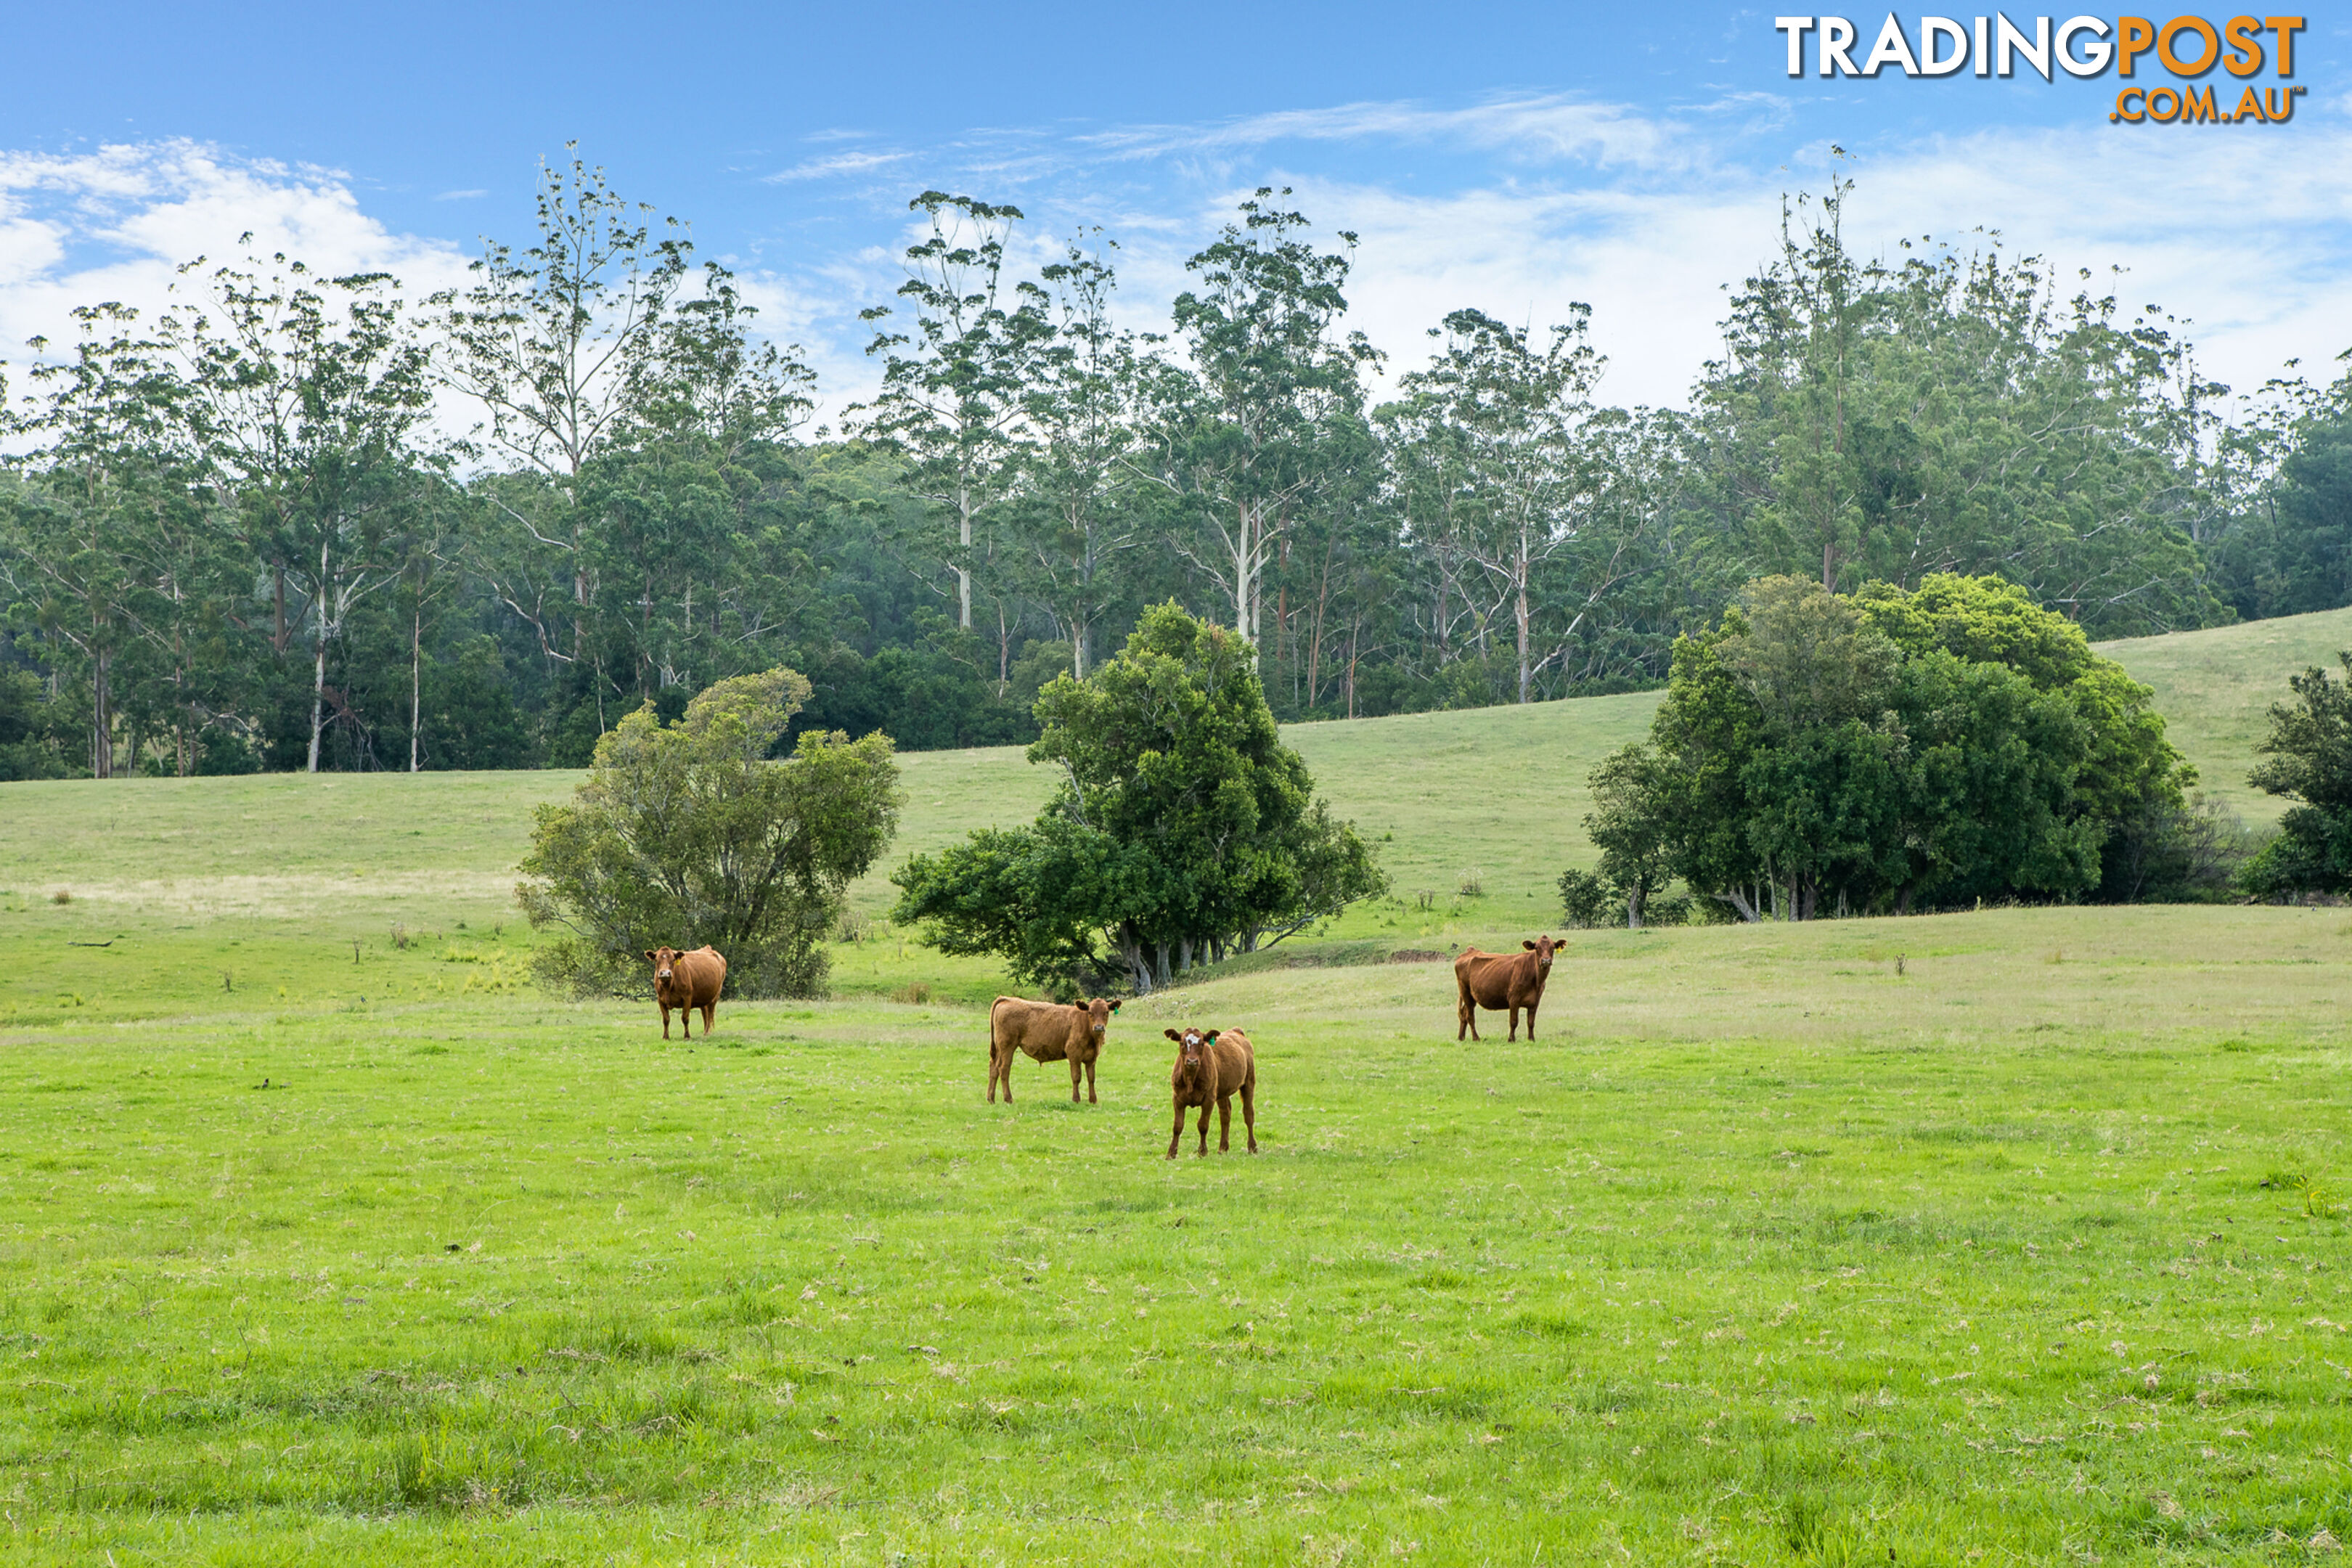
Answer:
1453, 936, 1562, 1042
1164, 1025, 1257, 1159
988, 996, 1119, 1103
645, 945, 727, 1040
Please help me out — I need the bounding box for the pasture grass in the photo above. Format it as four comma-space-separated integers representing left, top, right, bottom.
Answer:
7, 605, 2352, 1561
4, 902, 2351, 1564
2093, 602, 2352, 825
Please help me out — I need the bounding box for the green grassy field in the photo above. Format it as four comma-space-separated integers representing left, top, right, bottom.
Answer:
2096, 603, 2352, 824
4, 907, 2349, 1564
5, 607, 2352, 1563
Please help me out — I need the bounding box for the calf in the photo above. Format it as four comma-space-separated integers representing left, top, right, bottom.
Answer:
988, 996, 1119, 1103
1164, 1025, 1257, 1159
645, 945, 727, 1040
1453, 936, 1561, 1042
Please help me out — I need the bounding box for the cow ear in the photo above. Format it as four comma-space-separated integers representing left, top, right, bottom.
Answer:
644, 950, 656, 961
1206, 1030, 1220, 1042
1108, 1000, 1121, 1013
1164, 1029, 1181, 1041
1523, 939, 1538, 950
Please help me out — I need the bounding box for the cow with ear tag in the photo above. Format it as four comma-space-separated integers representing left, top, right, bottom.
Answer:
987, 996, 1121, 1103
1452, 934, 1562, 1042
1163, 1025, 1257, 1159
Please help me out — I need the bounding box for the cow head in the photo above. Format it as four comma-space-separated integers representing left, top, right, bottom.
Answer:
1164, 1025, 1220, 1066
644, 947, 684, 984
1079, 997, 1119, 1037
1521, 934, 1561, 969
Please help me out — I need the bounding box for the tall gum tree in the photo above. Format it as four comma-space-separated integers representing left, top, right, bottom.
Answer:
165, 253, 439, 772
854, 192, 1050, 650
1380, 307, 1620, 704
433, 149, 690, 684
1142, 189, 1379, 646
1018, 234, 1143, 681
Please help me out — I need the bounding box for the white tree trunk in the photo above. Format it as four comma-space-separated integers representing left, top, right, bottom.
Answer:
307, 538, 330, 774
957, 483, 974, 631
409, 608, 422, 773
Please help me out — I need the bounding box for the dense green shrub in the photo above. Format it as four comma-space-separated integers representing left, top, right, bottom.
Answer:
518, 669, 901, 997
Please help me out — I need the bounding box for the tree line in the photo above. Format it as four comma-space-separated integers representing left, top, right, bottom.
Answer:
2, 157, 2347, 783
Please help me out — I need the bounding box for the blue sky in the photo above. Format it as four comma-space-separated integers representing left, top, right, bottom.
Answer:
1, 1, 2346, 415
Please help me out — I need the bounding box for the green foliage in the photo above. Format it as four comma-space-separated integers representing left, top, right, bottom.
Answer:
1583, 744, 1678, 927
1602, 574, 2194, 918
1555, 867, 1611, 928
893, 603, 1385, 992
518, 669, 901, 997
1693, 174, 2224, 637
0, 166, 2287, 775
0, 664, 70, 780
2242, 653, 2352, 897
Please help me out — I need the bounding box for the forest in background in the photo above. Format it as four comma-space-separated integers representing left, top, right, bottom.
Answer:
1, 156, 2347, 781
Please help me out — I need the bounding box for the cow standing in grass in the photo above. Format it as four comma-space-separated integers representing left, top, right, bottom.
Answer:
645, 945, 727, 1040
1164, 1025, 1257, 1159
988, 996, 1119, 1103
1454, 936, 1561, 1042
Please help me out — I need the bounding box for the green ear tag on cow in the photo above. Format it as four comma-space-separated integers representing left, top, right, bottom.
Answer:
1206, 1031, 1219, 1042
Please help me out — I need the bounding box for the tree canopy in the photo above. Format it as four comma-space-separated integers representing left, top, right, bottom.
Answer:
891, 603, 1385, 994
1586, 573, 2193, 921
518, 667, 901, 997
2, 157, 2338, 787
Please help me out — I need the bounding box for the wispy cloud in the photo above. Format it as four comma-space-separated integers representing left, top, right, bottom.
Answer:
433, 188, 488, 201
764, 149, 915, 184
1076, 94, 1714, 175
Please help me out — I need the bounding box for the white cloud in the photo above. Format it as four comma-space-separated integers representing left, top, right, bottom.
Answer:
2, 110, 2345, 443
0, 140, 474, 373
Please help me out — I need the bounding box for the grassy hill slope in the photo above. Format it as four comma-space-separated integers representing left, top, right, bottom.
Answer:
2, 600, 2346, 980
2097, 603, 2352, 821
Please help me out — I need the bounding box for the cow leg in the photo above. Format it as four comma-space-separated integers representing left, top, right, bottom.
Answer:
1508, 1004, 1520, 1042
1524, 1001, 1538, 1041
1069, 1056, 1083, 1103
1456, 986, 1471, 1041
1216, 1093, 1232, 1152
701, 1001, 716, 1037
1240, 1080, 1257, 1153
660, 1003, 672, 1040
1196, 1103, 1211, 1156
1084, 1058, 1098, 1104
1167, 1101, 1186, 1160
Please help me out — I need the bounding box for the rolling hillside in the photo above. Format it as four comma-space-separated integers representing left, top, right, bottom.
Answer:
1, 603, 2343, 946
2097, 603, 2352, 821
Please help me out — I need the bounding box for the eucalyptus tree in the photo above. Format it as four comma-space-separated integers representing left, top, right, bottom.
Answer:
1380, 307, 1622, 704
165, 253, 439, 771
433, 148, 691, 671
582, 264, 819, 707
1, 304, 238, 777
855, 192, 1051, 642
1699, 171, 2222, 634
1139, 189, 1378, 645
1017, 235, 1143, 679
